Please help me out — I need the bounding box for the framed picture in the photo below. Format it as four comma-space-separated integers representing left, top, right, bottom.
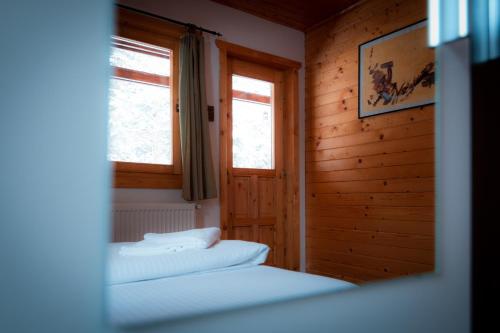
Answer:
358, 20, 435, 118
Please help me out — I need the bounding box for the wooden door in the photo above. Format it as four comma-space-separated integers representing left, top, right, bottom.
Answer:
225, 58, 285, 267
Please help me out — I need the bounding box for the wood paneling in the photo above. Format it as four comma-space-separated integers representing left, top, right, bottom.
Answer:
305, 0, 434, 283
210, 0, 361, 31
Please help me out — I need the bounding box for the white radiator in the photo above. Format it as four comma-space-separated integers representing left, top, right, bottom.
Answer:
112, 203, 197, 242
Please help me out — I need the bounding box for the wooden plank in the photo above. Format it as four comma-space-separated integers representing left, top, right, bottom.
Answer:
308, 259, 391, 281
114, 162, 172, 174
308, 78, 359, 107
308, 119, 434, 151
307, 163, 434, 183
284, 69, 301, 271
306, 134, 434, 162
307, 177, 434, 194
113, 67, 170, 87
170, 41, 182, 175
232, 217, 276, 226
307, 105, 434, 141
114, 171, 181, 189
219, 47, 229, 239
273, 70, 285, 268
233, 226, 253, 242
233, 90, 271, 104
308, 192, 435, 208
306, 237, 434, 265
233, 177, 250, 217
306, 95, 358, 119
307, 216, 434, 236
307, 205, 434, 223
250, 175, 259, 219
306, 86, 357, 119
308, 247, 433, 276
306, 149, 434, 173
307, 268, 365, 284
232, 168, 276, 177
259, 225, 275, 265
259, 178, 276, 217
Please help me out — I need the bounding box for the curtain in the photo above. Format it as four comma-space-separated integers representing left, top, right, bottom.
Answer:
179, 32, 217, 201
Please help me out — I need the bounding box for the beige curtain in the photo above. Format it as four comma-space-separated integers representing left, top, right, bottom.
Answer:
179, 32, 217, 201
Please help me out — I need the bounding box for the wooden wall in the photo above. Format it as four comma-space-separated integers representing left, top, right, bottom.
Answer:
305, 0, 434, 284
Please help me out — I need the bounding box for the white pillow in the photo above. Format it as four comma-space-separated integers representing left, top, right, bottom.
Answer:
108, 240, 269, 285
119, 227, 221, 256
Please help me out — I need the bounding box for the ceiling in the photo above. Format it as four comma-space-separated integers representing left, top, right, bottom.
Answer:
210, 0, 361, 31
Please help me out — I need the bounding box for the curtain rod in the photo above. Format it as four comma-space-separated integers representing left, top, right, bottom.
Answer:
116, 4, 223, 37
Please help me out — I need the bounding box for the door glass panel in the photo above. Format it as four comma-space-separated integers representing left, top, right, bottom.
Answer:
232, 75, 274, 169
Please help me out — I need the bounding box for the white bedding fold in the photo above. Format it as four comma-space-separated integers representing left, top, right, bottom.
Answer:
108, 240, 269, 285
118, 240, 191, 256
119, 227, 221, 256
144, 227, 220, 246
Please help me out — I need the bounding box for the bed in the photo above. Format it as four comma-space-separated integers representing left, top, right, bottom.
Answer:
107, 239, 356, 327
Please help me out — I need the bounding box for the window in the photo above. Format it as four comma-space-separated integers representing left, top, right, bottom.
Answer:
110, 8, 182, 188
231, 75, 274, 169
109, 37, 173, 165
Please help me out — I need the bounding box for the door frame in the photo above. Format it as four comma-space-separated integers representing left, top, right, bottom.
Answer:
216, 40, 301, 271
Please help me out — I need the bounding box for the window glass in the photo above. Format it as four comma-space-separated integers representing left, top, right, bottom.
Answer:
232, 75, 271, 96
232, 75, 274, 169
108, 79, 172, 165
110, 37, 170, 76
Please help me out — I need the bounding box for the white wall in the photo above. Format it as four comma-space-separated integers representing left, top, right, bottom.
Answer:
0, 1, 112, 332
114, 0, 306, 268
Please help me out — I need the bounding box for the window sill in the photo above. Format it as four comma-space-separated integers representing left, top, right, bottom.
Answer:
112, 162, 182, 189
114, 171, 182, 189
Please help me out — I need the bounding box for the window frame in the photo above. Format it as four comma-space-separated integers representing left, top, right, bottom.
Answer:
111, 7, 183, 189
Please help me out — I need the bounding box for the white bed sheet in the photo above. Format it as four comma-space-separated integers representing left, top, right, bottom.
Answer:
108, 265, 356, 327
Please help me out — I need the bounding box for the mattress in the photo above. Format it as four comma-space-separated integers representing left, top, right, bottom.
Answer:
108, 265, 355, 327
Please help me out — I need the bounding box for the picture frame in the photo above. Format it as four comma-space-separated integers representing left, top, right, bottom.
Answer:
358, 20, 436, 118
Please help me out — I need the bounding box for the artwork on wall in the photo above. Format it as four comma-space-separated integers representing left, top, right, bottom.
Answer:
358, 20, 435, 118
